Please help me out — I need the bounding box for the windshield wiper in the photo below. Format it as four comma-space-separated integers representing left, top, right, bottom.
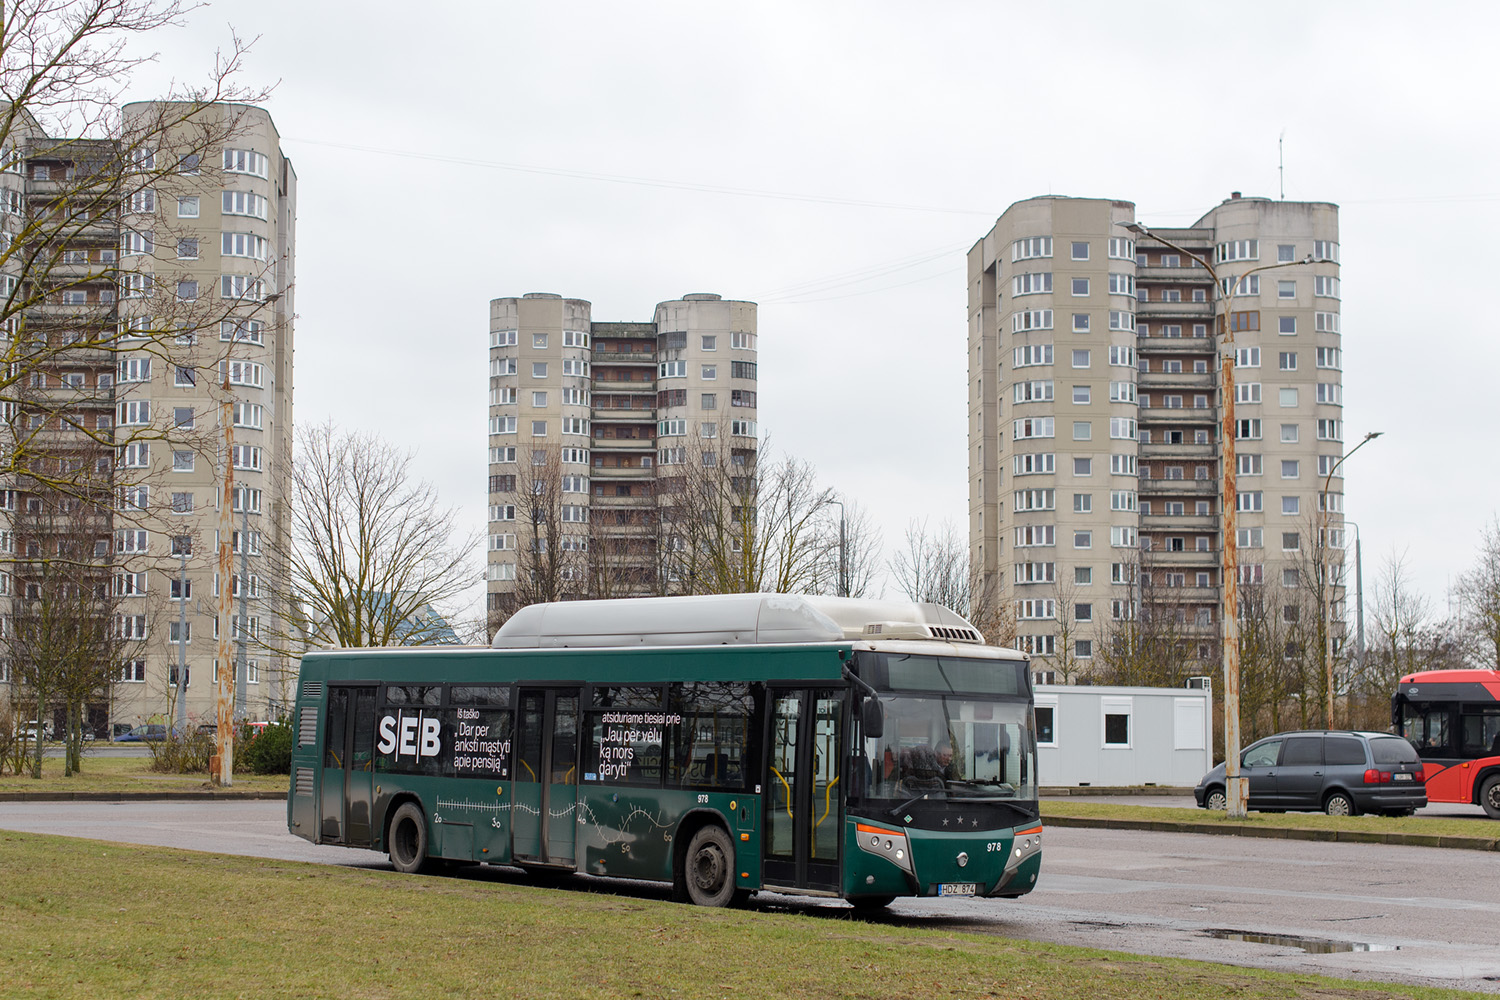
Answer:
887, 792, 935, 818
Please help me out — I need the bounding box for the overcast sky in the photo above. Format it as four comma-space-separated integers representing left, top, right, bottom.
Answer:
126, 1, 1500, 625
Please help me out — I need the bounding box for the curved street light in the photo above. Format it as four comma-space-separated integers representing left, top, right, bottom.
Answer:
1321, 431, 1382, 728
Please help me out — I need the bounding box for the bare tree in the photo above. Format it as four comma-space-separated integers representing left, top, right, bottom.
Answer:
1456, 518, 1500, 670
283, 424, 477, 649
888, 518, 1012, 643
2, 482, 141, 776
0, 2, 270, 508
808, 499, 881, 598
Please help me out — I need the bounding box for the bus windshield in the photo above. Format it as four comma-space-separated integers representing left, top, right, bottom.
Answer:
863, 693, 1037, 803
853, 651, 1037, 804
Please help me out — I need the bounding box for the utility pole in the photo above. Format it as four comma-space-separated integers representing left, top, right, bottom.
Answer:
174, 548, 189, 736
234, 500, 249, 721
214, 386, 235, 786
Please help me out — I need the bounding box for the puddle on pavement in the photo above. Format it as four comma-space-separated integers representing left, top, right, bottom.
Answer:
1205, 929, 1399, 954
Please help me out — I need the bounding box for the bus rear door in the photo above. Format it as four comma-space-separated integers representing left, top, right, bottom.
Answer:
763, 688, 844, 892
319, 685, 377, 846
513, 687, 581, 866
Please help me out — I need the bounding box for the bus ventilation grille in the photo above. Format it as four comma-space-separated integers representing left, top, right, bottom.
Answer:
928, 626, 981, 643
298, 706, 318, 747
294, 767, 314, 796
302, 681, 324, 699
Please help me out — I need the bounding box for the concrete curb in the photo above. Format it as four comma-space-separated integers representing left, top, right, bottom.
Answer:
1041, 786, 1195, 797
0, 790, 287, 802
1042, 814, 1500, 852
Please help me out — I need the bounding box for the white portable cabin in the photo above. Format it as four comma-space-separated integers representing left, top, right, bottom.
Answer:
1033, 680, 1214, 788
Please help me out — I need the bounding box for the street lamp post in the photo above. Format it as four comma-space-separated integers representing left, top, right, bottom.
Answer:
1120, 221, 1311, 819
1320, 431, 1382, 728
828, 498, 847, 597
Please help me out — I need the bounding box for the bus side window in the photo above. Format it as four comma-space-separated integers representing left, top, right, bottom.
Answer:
324, 688, 349, 770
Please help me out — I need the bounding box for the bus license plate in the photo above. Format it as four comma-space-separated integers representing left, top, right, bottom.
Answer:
939, 883, 977, 896
1393, 772, 1412, 781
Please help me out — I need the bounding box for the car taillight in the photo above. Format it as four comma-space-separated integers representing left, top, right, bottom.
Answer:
1413, 767, 1424, 783
1363, 769, 1392, 784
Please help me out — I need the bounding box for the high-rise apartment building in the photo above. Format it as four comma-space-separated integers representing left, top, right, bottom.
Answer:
0, 102, 295, 733
968, 194, 1342, 680
486, 292, 758, 628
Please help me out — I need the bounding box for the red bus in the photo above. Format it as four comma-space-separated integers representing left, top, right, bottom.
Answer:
1392, 668, 1500, 819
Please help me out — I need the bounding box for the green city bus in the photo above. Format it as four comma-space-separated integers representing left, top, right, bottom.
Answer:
287, 594, 1043, 907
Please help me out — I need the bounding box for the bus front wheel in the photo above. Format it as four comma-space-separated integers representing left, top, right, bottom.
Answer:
1481, 775, 1500, 820
389, 803, 430, 874
679, 825, 740, 907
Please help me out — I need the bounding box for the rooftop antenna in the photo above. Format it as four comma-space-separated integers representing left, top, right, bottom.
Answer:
1278, 129, 1285, 200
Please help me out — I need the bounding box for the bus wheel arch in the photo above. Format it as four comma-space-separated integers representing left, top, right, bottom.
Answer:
672, 812, 744, 907
387, 799, 432, 874
1478, 772, 1500, 820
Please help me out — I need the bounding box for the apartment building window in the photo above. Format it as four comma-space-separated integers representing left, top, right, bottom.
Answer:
118, 615, 148, 640
223, 148, 270, 177
1234, 383, 1261, 404
531, 362, 547, 379
530, 420, 547, 437
177, 196, 199, 218
1110, 454, 1137, 476
1072, 385, 1090, 404
122, 229, 154, 255
1074, 494, 1092, 513
489, 415, 517, 435
220, 274, 266, 300
1282, 496, 1300, 515
222, 190, 268, 220
531, 333, 548, 349
1012, 236, 1051, 261
1282, 460, 1300, 478
1315, 312, 1340, 333
232, 403, 262, 429
1280, 424, 1299, 443
1013, 452, 1054, 475
1014, 525, 1055, 547
176, 278, 198, 301
1013, 272, 1052, 296
1237, 527, 1263, 548
1073, 421, 1091, 441
1237, 454, 1262, 476
1235, 419, 1261, 440
1012, 417, 1054, 440
1072, 313, 1090, 332
1278, 280, 1295, 299
222, 232, 268, 260
1108, 345, 1134, 367
1234, 346, 1260, 368
1109, 381, 1135, 403
117, 399, 150, 425
1313, 240, 1339, 262
1108, 310, 1134, 331
1279, 388, 1298, 407
1109, 417, 1135, 439
1216, 239, 1258, 262
1317, 383, 1342, 405
1110, 491, 1137, 512
177, 237, 198, 260
1013, 344, 1053, 367
1279, 351, 1298, 370
1161, 289, 1181, 303
1229, 311, 1259, 332
1073, 457, 1092, 476
492, 329, 518, 348
1237, 491, 1263, 512
1012, 310, 1053, 333
1314, 275, 1340, 298
1220, 274, 1260, 296
1071, 277, 1089, 296
1107, 273, 1133, 296
1316, 347, 1342, 369
1110, 526, 1137, 549
1013, 489, 1055, 512
1282, 532, 1300, 552
1075, 566, 1093, 585
1072, 349, 1090, 368
1108, 237, 1133, 259
1317, 419, 1342, 441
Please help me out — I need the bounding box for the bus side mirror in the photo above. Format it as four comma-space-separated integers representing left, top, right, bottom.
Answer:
861, 697, 884, 740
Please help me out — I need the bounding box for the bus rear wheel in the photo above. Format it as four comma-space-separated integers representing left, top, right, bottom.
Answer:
389, 802, 430, 874
1481, 775, 1500, 820
679, 825, 740, 907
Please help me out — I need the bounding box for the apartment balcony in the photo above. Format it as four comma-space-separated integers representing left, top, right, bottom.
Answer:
1139, 371, 1215, 392
590, 410, 654, 424
1141, 512, 1218, 532
1136, 266, 1214, 284
1140, 476, 1217, 496
591, 464, 654, 480
1136, 335, 1215, 355
1138, 405, 1215, 424
1135, 300, 1213, 319
591, 436, 655, 451
1141, 441, 1216, 460
591, 491, 654, 507
1146, 585, 1219, 605
1140, 547, 1219, 566
591, 350, 656, 365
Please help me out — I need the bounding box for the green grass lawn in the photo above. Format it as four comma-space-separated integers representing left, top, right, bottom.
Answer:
1040, 800, 1500, 843
0, 754, 286, 795
0, 832, 1484, 999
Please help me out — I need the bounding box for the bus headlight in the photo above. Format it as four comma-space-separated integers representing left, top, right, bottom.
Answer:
856, 822, 914, 874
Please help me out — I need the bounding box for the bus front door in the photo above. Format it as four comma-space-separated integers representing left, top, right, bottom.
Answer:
764, 688, 843, 892
513, 687, 580, 867
319, 685, 377, 846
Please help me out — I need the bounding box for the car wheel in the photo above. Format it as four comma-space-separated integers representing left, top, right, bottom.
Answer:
677, 825, 740, 907
388, 802, 431, 874
1324, 792, 1355, 817
1480, 775, 1500, 821
1204, 787, 1227, 811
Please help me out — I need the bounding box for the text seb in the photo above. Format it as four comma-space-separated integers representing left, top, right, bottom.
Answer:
376, 714, 441, 760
